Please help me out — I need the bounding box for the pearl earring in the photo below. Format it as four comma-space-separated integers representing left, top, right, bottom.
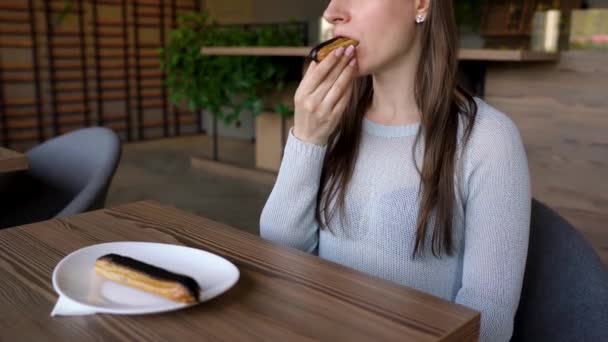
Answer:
415, 14, 425, 24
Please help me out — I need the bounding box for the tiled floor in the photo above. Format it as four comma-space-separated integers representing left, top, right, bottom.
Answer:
107, 134, 607, 265
106, 134, 268, 235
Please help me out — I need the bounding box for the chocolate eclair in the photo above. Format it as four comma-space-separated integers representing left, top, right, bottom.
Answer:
95, 254, 200, 304
309, 37, 359, 63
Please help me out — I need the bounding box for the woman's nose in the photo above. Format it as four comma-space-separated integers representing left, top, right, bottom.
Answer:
323, 0, 350, 25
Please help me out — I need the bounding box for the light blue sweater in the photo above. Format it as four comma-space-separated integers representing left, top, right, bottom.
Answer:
260, 98, 531, 341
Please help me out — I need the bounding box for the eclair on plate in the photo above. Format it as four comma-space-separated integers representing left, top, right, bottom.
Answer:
95, 253, 200, 304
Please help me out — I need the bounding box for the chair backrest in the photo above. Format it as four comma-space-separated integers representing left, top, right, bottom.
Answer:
25, 127, 122, 217
511, 199, 608, 341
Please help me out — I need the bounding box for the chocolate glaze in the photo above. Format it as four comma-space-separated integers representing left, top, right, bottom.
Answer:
309, 37, 342, 62
309, 37, 358, 63
97, 253, 200, 301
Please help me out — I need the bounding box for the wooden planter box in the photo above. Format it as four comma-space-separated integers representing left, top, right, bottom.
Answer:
255, 112, 294, 172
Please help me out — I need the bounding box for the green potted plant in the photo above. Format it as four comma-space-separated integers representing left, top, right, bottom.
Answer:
454, 0, 484, 48
159, 12, 305, 164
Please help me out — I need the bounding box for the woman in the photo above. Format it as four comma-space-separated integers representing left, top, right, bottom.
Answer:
260, 1, 531, 341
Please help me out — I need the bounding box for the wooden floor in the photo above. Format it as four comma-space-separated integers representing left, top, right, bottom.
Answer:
485, 51, 607, 266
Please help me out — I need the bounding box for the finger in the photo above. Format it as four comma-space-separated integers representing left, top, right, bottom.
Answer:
319, 58, 357, 114
304, 60, 316, 74
299, 46, 347, 95
327, 87, 353, 132
311, 45, 355, 100
331, 85, 353, 120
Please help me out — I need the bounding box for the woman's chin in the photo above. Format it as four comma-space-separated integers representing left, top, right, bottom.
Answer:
353, 57, 378, 77
354, 64, 372, 78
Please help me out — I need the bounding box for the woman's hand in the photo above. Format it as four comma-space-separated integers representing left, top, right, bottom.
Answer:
293, 45, 357, 146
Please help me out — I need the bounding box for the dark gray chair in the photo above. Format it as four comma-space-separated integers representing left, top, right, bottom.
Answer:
511, 199, 608, 341
0, 127, 121, 228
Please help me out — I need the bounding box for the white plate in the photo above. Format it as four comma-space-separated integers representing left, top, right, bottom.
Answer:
52, 241, 239, 315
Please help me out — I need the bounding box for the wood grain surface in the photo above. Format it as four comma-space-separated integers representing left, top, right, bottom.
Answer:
0, 147, 29, 172
0, 201, 479, 341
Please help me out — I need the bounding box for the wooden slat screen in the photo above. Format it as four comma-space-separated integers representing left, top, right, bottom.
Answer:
0, 0, 201, 151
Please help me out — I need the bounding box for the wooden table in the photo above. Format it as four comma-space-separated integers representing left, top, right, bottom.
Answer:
0, 147, 28, 172
0, 201, 480, 341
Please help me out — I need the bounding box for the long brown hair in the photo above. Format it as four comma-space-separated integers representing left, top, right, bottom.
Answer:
314, 1, 478, 258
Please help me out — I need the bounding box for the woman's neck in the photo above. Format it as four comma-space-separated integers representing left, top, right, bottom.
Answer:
367, 41, 422, 126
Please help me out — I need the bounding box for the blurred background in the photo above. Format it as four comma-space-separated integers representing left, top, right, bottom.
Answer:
0, 0, 606, 264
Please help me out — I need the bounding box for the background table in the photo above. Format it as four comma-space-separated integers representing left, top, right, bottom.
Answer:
0, 147, 28, 172
0, 201, 480, 341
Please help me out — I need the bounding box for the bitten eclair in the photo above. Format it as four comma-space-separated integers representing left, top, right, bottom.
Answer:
95, 254, 200, 304
309, 37, 359, 63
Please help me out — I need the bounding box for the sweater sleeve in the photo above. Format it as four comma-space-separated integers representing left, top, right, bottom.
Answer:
455, 111, 531, 342
259, 128, 327, 254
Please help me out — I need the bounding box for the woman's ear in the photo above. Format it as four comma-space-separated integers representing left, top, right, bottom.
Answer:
414, 0, 431, 17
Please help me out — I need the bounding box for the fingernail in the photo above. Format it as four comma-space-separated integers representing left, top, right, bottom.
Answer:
345, 45, 354, 56
349, 58, 356, 67
335, 46, 345, 56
